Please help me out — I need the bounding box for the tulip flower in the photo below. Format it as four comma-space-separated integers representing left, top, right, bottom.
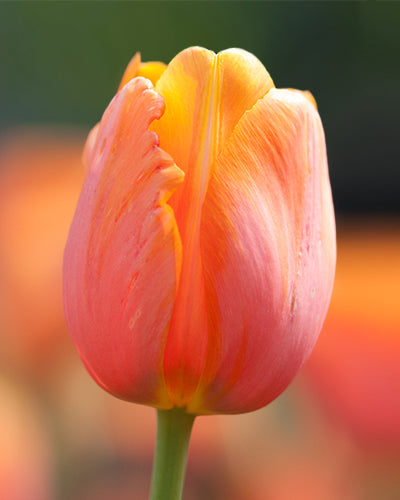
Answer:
63, 47, 335, 499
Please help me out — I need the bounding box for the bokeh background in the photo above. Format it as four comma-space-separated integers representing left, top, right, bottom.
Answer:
0, 2, 399, 499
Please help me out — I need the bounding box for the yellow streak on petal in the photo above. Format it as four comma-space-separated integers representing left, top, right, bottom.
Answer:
163, 52, 221, 406
185, 55, 220, 243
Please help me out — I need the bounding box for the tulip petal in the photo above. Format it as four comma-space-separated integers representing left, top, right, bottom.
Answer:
188, 89, 336, 414
151, 47, 274, 406
119, 53, 167, 90
63, 77, 184, 408
152, 47, 274, 192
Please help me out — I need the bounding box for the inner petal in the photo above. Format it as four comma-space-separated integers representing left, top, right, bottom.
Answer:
119, 52, 167, 89
151, 47, 274, 407
160, 49, 220, 405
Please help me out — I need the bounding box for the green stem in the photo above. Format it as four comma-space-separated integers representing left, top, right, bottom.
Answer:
150, 408, 196, 500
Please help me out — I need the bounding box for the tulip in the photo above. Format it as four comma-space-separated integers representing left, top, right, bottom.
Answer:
63, 47, 335, 499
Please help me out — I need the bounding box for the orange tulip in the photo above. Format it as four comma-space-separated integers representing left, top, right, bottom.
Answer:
63, 47, 336, 415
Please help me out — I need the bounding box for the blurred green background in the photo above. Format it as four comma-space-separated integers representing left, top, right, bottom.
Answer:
1, 0, 399, 214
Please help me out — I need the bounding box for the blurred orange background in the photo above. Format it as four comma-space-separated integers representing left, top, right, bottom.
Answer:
0, 128, 398, 500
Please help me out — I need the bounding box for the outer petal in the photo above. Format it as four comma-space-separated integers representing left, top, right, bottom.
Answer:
188, 89, 336, 414
63, 78, 183, 408
84, 54, 167, 167
151, 47, 274, 405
